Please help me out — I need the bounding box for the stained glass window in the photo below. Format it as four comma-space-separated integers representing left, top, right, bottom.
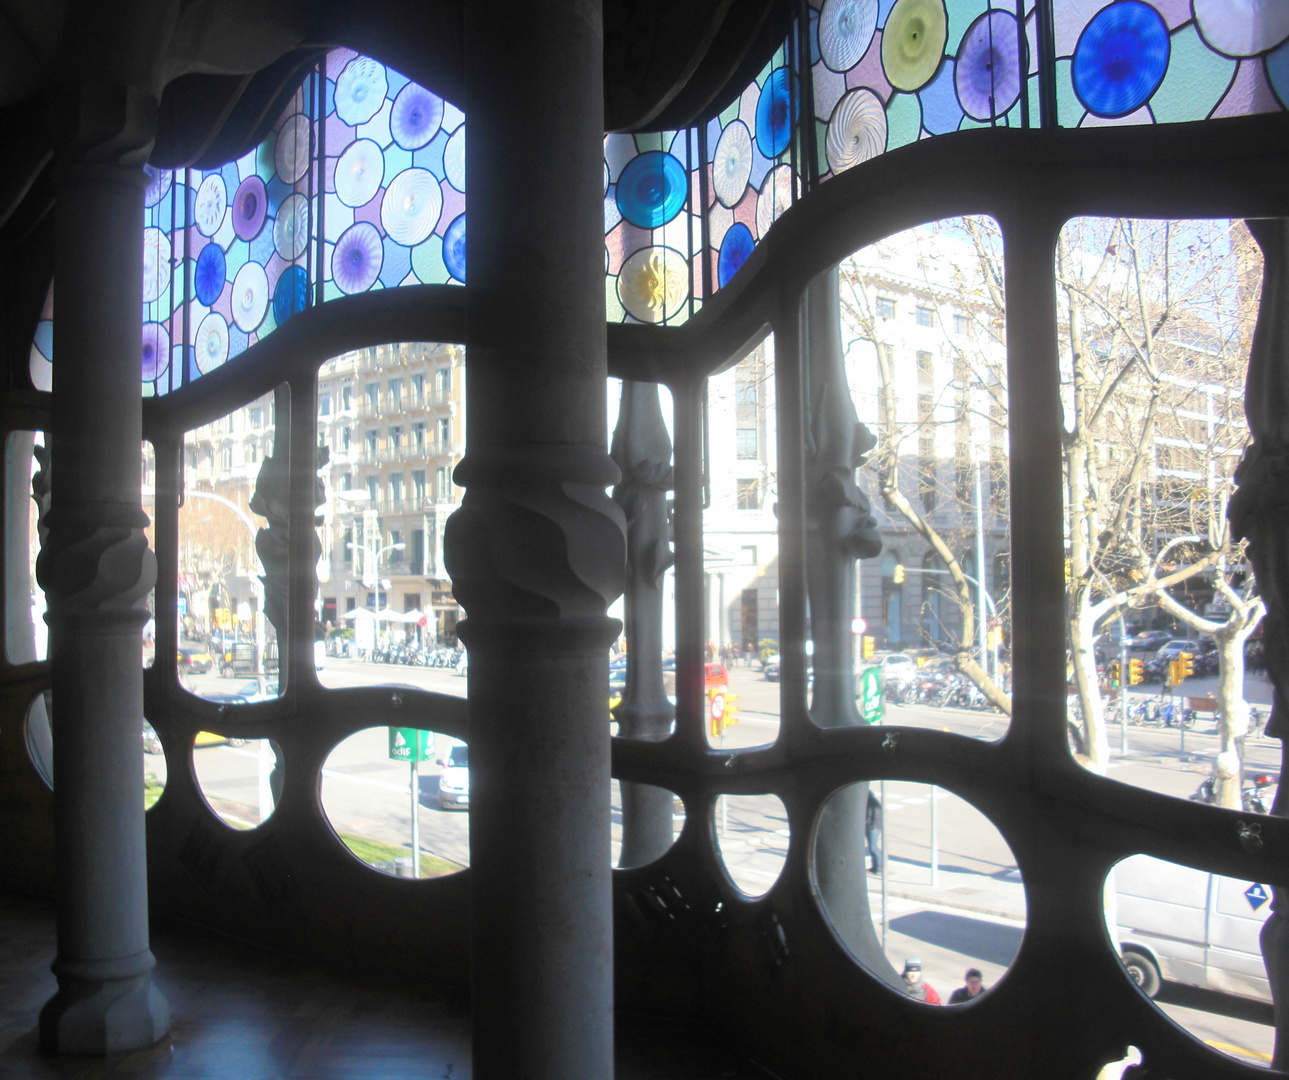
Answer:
24, 9, 1289, 394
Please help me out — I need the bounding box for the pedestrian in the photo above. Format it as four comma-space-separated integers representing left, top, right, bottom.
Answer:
865, 792, 883, 875
901, 958, 940, 1004
948, 968, 985, 1004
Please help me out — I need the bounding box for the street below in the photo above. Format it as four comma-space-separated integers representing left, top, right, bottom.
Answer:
153, 657, 1277, 1065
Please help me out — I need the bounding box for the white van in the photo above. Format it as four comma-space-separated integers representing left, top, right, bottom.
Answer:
1114, 853, 1272, 1002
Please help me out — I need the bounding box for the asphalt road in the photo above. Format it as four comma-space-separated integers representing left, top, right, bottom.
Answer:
152, 656, 1276, 1065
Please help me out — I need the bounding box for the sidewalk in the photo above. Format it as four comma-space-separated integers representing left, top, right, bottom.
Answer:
869, 855, 1026, 925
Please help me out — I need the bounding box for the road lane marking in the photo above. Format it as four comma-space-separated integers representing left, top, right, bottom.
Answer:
1205, 1040, 1271, 1062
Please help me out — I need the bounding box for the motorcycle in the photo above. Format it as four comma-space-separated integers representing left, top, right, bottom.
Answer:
1190, 772, 1277, 814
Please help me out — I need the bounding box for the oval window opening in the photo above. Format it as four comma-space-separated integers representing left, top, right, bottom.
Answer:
713, 792, 788, 898
1107, 853, 1274, 1066
192, 735, 280, 829
814, 780, 1026, 1006
320, 726, 467, 878
611, 778, 685, 868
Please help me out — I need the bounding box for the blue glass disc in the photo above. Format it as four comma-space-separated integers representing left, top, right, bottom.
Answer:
615, 151, 687, 230
443, 214, 467, 282
717, 223, 755, 288
755, 68, 795, 159
193, 243, 226, 307
1072, 1, 1169, 118
273, 265, 308, 325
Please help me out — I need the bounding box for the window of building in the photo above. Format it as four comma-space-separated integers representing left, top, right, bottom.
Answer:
342, 527, 353, 565
876, 297, 895, 318
437, 367, 452, 395
413, 470, 427, 501
438, 417, 451, 448
341, 427, 351, 451
340, 472, 352, 492
736, 479, 760, 510
735, 380, 758, 405
916, 350, 934, 384
953, 313, 969, 336
390, 473, 403, 504
388, 378, 402, 410
389, 426, 402, 452
411, 530, 425, 575
221, 446, 232, 471
736, 428, 758, 459
340, 384, 352, 411
411, 373, 425, 405
413, 422, 425, 451
248, 442, 258, 464
741, 545, 757, 566
366, 430, 378, 458
437, 466, 450, 497
319, 393, 331, 417
915, 305, 934, 328
365, 382, 379, 410
366, 476, 379, 502
249, 407, 263, 427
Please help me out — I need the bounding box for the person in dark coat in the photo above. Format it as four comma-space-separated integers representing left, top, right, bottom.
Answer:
948, 968, 985, 1004
865, 791, 882, 874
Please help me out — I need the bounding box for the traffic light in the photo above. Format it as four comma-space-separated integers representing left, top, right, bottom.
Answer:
862, 635, 875, 659
709, 689, 726, 738
893, 563, 905, 584
1128, 658, 1144, 685
1178, 652, 1193, 680
1109, 661, 1120, 688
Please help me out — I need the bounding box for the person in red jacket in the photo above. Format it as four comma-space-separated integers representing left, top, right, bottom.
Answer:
901, 958, 941, 1004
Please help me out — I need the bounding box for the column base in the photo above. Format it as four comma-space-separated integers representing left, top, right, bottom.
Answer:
39, 970, 170, 1056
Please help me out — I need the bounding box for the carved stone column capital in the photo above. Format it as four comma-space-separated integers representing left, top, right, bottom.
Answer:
446, 445, 625, 627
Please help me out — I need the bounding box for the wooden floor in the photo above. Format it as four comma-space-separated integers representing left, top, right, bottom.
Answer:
0, 893, 774, 1079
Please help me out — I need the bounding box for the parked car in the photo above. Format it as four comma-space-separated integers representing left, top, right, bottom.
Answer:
877, 652, 917, 688
142, 721, 162, 756
1114, 853, 1272, 1002
178, 645, 214, 673
763, 654, 780, 681
1128, 630, 1174, 652
437, 739, 469, 809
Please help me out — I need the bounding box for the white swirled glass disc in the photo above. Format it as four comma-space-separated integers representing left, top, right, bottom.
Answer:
334, 139, 385, 208
756, 165, 793, 239
617, 246, 688, 323
335, 57, 388, 126
275, 113, 312, 184
274, 192, 310, 261
444, 126, 466, 192
712, 121, 753, 208
195, 312, 229, 373
380, 168, 442, 246
231, 262, 269, 332
194, 174, 227, 237
819, 0, 878, 72
141, 228, 171, 303
826, 88, 887, 174
1194, 0, 1289, 57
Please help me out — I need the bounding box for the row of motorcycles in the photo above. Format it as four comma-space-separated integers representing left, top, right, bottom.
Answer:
367, 641, 465, 668
885, 668, 999, 712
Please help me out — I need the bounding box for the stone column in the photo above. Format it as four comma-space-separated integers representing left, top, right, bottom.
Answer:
1231, 218, 1289, 1068
802, 269, 886, 967
449, 2, 624, 1077
38, 82, 170, 1055
610, 381, 675, 868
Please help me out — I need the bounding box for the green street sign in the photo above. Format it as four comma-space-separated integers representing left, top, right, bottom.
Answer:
858, 667, 884, 724
388, 727, 433, 763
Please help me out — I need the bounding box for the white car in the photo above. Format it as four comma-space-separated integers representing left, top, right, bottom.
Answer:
437, 739, 469, 809
877, 652, 917, 687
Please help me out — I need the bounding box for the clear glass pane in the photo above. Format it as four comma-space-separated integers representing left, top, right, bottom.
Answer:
192, 735, 279, 828
1107, 853, 1273, 1066
815, 780, 1026, 1006
1057, 219, 1262, 786
713, 792, 788, 898
320, 726, 468, 877
315, 343, 466, 689
5, 431, 46, 666
699, 342, 780, 750
176, 391, 281, 699
838, 217, 1011, 741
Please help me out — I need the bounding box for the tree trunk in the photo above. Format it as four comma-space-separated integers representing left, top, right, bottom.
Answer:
1070, 598, 1109, 771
